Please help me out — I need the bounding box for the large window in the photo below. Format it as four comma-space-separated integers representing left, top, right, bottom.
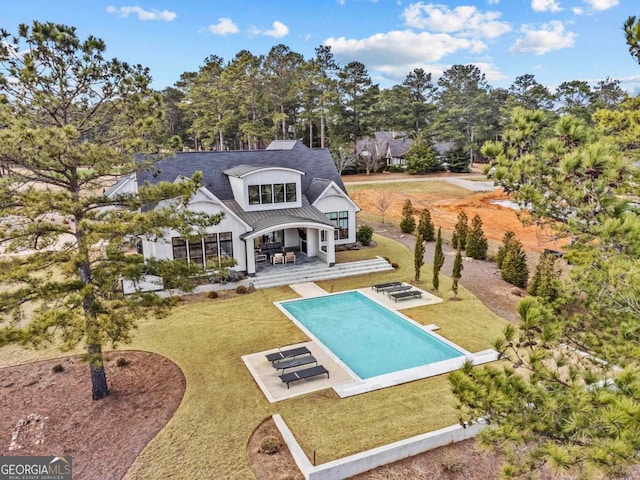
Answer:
248, 182, 297, 205
248, 185, 260, 205
326, 211, 349, 240
171, 232, 233, 269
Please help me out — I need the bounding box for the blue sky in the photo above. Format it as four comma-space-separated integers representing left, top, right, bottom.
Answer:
2, 0, 639, 93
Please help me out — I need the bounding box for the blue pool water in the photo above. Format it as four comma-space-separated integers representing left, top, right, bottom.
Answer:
280, 291, 465, 379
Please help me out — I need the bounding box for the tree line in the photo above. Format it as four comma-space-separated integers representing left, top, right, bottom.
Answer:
158, 43, 631, 168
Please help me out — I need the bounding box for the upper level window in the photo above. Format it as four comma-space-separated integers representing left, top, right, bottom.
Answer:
248, 185, 260, 205
248, 182, 297, 205
260, 184, 273, 204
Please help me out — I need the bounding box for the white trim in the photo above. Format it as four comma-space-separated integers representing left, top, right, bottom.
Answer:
311, 180, 361, 212
273, 413, 486, 480
230, 166, 305, 178
192, 186, 252, 230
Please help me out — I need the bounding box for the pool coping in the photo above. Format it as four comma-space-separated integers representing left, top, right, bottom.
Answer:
275, 287, 499, 397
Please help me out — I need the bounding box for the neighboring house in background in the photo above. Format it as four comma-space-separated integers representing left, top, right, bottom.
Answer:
355, 133, 453, 170
107, 140, 360, 276
356, 131, 413, 170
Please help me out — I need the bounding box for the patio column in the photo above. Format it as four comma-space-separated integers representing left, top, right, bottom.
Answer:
246, 242, 256, 276
326, 229, 336, 266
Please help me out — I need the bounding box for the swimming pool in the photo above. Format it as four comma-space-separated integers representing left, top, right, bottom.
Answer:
278, 291, 466, 379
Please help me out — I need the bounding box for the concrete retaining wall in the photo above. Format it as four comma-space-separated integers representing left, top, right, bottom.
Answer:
273, 414, 486, 480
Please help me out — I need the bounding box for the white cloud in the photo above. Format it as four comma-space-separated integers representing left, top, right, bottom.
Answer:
106, 5, 176, 21
250, 21, 289, 38
531, 0, 563, 12
488, 0, 500, 4
583, 0, 619, 10
325, 30, 484, 66
208, 18, 239, 36
509, 21, 576, 55
401, 3, 511, 39
573, 7, 584, 14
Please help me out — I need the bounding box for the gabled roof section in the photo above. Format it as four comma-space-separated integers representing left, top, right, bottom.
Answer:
104, 173, 136, 197
309, 178, 360, 212
224, 164, 305, 178
135, 140, 347, 201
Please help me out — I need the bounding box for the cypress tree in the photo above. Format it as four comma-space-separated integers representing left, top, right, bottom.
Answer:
496, 231, 516, 269
501, 239, 529, 288
451, 211, 469, 250
432, 227, 444, 290
417, 208, 435, 242
465, 214, 488, 260
414, 231, 425, 281
400, 199, 416, 233
528, 252, 563, 303
451, 246, 463, 298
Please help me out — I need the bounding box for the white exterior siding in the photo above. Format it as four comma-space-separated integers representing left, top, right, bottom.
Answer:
143, 193, 251, 272
241, 169, 302, 211
313, 192, 359, 245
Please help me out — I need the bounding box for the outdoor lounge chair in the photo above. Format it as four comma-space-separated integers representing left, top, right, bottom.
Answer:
279, 365, 329, 389
285, 251, 296, 263
265, 346, 311, 364
272, 253, 285, 265
390, 290, 423, 302
384, 285, 412, 295
371, 281, 402, 292
272, 355, 317, 373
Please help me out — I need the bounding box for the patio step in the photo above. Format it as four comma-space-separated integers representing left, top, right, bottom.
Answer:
250, 256, 394, 289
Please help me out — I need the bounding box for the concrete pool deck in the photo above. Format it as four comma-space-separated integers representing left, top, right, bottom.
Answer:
243, 282, 498, 401
242, 341, 353, 403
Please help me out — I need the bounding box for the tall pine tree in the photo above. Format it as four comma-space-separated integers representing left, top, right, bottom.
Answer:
0, 22, 219, 400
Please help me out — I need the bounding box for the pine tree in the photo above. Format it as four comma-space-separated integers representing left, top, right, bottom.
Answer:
501, 239, 529, 288
465, 214, 488, 260
417, 208, 435, 242
432, 227, 444, 290
528, 252, 563, 303
414, 231, 425, 281
399, 199, 416, 233
0, 22, 219, 400
451, 211, 469, 249
495, 231, 516, 269
451, 246, 463, 298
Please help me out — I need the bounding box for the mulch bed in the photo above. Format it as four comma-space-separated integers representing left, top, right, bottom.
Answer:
0, 351, 185, 480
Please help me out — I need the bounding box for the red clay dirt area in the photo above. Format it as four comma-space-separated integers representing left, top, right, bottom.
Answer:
0, 351, 185, 480
345, 171, 564, 254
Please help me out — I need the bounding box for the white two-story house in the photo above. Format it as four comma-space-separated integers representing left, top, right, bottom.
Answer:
108, 140, 360, 276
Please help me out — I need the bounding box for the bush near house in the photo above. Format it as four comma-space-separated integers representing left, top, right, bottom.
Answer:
356, 224, 374, 245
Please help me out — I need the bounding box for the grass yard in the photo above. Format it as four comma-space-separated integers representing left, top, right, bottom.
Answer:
0, 235, 509, 479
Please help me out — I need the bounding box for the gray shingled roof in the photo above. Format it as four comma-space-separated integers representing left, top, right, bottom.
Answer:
135, 141, 346, 201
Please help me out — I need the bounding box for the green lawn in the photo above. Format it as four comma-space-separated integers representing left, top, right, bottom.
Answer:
0, 234, 508, 479
345, 179, 472, 200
